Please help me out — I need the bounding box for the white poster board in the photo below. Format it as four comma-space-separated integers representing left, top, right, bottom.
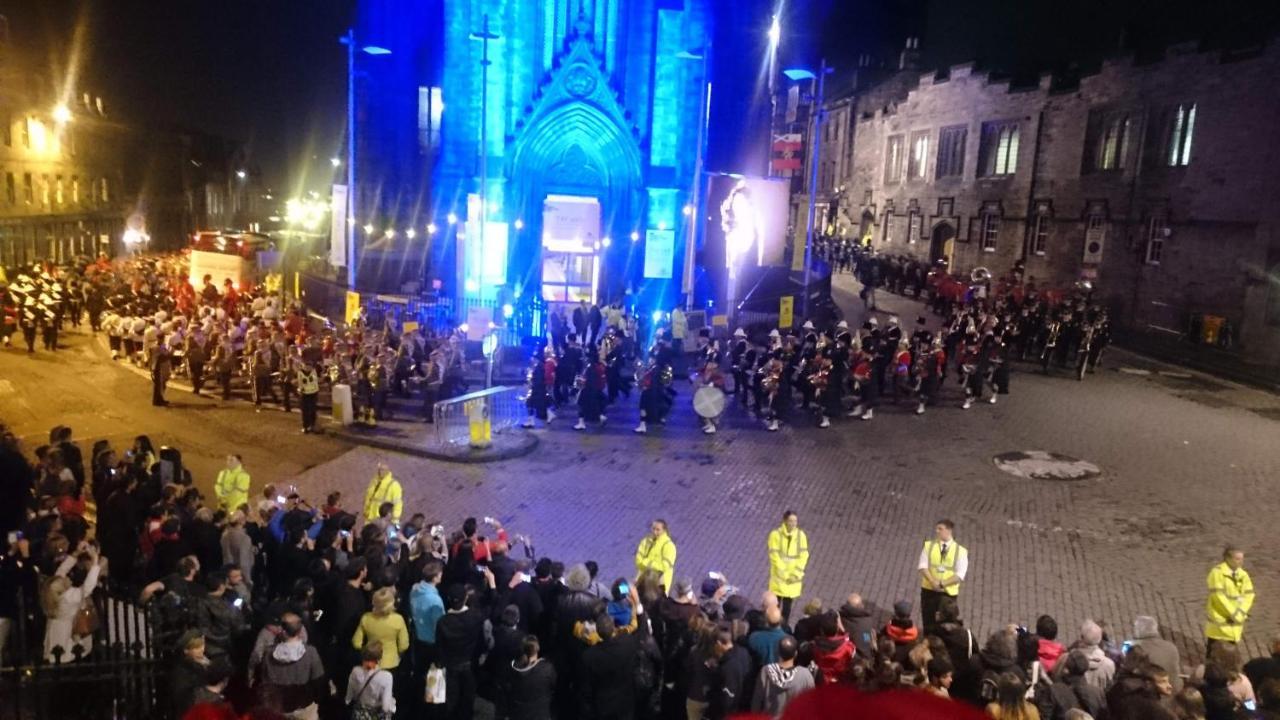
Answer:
329, 184, 348, 268
542, 195, 600, 253
643, 229, 675, 279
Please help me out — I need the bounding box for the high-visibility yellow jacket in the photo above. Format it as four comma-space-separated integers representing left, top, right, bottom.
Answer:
767, 525, 810, 598
363, 472, 403, 523
920, 540, 967, 597
635, 532, 677, 592
214, 467, 251, 512
1205, 562, 1254, 643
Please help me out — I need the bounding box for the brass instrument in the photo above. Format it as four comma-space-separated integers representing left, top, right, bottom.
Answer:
760, 358, 784, 395
971, 266, 992, 283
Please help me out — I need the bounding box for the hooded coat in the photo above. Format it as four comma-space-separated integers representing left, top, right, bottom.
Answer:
751, 663, 816, 715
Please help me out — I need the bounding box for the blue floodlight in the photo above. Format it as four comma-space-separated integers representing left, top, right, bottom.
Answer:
652, 310, 664, 323
501, 303, 514, 319
783, 68, 817, 82
362, 46, 392, 55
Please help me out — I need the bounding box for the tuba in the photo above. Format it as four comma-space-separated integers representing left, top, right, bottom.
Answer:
971, 267, 992, 283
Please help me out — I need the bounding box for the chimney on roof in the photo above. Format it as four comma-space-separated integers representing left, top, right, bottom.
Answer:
899, 37, 920, 71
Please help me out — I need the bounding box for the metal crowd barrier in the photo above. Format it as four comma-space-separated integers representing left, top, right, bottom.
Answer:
432, 385, 525, 448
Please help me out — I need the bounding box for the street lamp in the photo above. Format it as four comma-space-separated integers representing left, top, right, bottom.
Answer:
339, 29, 393, 290
52, 104, 72, 124
236, 170, 247, 180
789, 61, 833, 318
329, 157, 341, 168
470, 15, 501, 298
676, 44, 713, 311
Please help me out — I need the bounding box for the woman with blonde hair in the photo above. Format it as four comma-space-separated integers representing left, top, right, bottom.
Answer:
352, 586, 409, 670
42, 544, 103, 662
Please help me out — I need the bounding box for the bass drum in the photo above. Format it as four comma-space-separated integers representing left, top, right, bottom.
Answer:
693, 386, 726, 419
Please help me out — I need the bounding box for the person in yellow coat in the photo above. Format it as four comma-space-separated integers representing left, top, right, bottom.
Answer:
1206, 546, 1255, 654
213, 454, 251, 512
767, 510, 810, 623
363, 461, 403, 524
635, 519, 677, 593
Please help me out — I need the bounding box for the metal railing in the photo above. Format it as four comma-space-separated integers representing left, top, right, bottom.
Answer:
431, 385, 525, 448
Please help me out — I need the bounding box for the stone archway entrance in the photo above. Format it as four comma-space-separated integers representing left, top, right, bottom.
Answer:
929, 222, 956, 265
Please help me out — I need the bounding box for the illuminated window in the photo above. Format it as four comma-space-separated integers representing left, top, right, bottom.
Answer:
1145, 215, 1166, 264
884, 135, 905, 184
71, 176, 79, 204
1089, 113, 1131, 171
41, 174, 49, 205
417, 86, 443, 156
978, 121, 1019, 176
981, 213, 1000, 251
935, 125, 966, 179
1165, 103, 1195, 167
21, 117, 30, 148
55, 175, 63, 205
908, 131, 930, 181
99, 177, 109, 203
22, 173, 32, 204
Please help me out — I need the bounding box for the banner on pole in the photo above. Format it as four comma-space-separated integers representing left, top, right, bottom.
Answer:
344, 291, 361, 325
778, 296, 794, 329
329, 184, 348, 268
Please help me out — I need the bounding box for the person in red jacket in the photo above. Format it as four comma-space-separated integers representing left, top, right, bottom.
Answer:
811, 611, 855, 685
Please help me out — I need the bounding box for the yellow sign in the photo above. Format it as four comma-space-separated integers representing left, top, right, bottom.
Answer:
402, 321, 419, 334
711, 314, 728, 327
344, 291, 361, 325
465, 399, 492, 449
778, 296, 794, 329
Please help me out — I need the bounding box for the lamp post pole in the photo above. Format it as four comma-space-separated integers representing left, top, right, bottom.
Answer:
472, 15, 500, 296
344, 28, 358, 290
801, 59, 829, 318
682, 45, 712, 312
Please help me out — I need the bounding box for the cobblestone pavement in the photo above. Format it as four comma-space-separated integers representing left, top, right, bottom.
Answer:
3, 279, 1279, 662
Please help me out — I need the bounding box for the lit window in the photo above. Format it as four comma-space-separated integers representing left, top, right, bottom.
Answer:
1094, 114, 1131, 171
71, 176, 79, 204
908, 132, 930, 181
99, 177, 109, 203
884, 135, 905, 184
979, 121, 1019, 176
981, 213, 1000, 251
907, 211, 922, 244
1166, 103, 1195, 167
54, 176, 63, 205
1145, 216, 1166, 264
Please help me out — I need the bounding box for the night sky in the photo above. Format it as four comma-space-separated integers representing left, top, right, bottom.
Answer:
6, 0, 1275, 189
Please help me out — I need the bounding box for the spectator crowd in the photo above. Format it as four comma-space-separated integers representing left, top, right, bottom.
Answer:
2, 418, 1279, 720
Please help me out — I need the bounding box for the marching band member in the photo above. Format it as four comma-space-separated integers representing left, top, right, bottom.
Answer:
522, 345, 557, 428
916, 337, 946, 415
574, 348, 608, 431
634, 341, 675, 435
697, 353, 727, 434
848, 347, 877, 421
892, 339, 914, 404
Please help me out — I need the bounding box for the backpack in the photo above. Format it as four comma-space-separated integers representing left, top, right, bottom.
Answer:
979, 671, 1000, 703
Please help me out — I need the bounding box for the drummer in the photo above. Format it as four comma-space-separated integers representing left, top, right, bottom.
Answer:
697, 353, 728, 435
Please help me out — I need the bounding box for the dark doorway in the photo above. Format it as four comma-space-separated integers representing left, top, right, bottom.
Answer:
929, 222, 955, 265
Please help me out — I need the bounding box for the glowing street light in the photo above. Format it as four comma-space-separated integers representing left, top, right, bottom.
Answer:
329, 157, 342, 167
384, 228, 397, 239
427, 223, 438, 235
602, 236, 613, 248
52, 104, 72, 124
363, 223, 374, 234
236, 170, 247, 180
446, 212, 458, 225
682, 204, 693, 216
768, 14, 781, 49
630, 231, 641, 242
513, 218, 524, 231
406, 228, 417, 239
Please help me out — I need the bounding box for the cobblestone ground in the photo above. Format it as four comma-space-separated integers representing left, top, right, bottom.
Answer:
294, 276, 1280, 661
3, 277, 1279, 664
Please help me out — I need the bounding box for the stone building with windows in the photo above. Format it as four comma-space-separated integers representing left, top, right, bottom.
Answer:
827, 39, 1280, 365
0, 14, 127, 267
